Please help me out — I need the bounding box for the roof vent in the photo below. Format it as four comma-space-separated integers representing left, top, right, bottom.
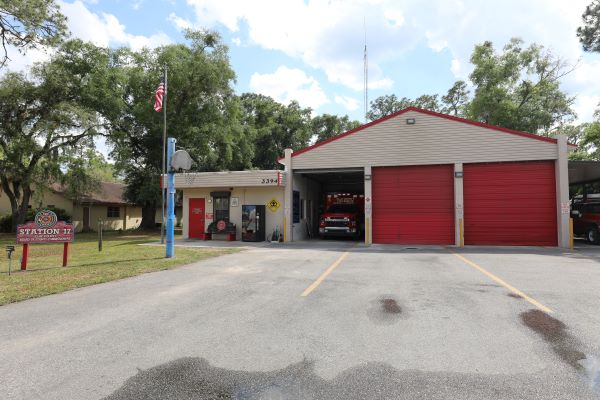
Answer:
406, 118, 416, 125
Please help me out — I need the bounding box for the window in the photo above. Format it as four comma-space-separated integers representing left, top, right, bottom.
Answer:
213, 195, 230, 222
107, 206, 120, 218
293, 191, 300, 223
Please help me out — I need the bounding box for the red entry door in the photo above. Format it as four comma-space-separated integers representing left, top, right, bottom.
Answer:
189, 198, 206, 239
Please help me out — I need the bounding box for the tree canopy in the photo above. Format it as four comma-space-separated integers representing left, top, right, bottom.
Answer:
468, 38, 575, 135
366, 94, 443, 121
106, 30, 245, 228
0, 0, 68, 68
367, 38, 575, 137
0, 39, 116, 230
311, 114, 361, 143
577, 0, 600, 52
239, 93, 314, 169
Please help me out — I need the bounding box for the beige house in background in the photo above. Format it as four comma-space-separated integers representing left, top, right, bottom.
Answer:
0, 182, 143, 232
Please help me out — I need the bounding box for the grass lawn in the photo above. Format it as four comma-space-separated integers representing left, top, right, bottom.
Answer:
0, 231, 241, 306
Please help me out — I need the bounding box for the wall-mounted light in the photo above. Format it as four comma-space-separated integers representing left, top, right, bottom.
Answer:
454, 171, 464, 178
364, 174, 372, 180
406, 118, 416, 125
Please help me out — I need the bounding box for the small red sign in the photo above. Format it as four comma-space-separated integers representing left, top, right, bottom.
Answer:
17, 221, 74, 244
205, 213, 213, 220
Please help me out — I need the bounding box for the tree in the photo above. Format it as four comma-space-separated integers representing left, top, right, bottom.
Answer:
366, 95, 414, 121
83, 150, 120, 183
467, 38, 575, 135
577, 0, 600, 52
441, 80, 470, 117
108, 30, 245, 229
0, 40, 114, 231
0, 0, 68, 68
311, 114, 361, 143
366, 94, 442, 121
239, 93, 312, 169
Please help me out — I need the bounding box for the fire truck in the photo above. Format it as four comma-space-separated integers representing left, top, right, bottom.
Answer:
319, 193, 365, 238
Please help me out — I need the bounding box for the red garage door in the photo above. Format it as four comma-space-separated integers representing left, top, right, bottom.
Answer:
372, 165, 454, 244
463, 161, 557, 246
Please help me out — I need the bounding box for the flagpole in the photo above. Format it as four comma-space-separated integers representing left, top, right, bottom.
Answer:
160, 66, 168, 244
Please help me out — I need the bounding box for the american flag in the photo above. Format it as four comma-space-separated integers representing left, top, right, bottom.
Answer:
154, 77, 165, 112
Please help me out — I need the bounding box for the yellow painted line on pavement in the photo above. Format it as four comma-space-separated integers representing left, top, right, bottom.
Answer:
448, 249, 554, 314
301, 246, 355, 297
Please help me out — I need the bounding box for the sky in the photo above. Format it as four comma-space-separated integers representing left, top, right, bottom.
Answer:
6, 0, 600, 136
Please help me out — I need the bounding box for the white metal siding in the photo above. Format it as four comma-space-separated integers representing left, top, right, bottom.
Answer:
291, 111, 558, 170
174, 170, 285, 189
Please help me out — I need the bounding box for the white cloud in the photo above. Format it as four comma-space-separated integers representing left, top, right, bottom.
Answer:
182, 0, 600, 121
168, 12, 192, 31
58, 0, 171, 50
132, 0, 144, 10
249, 66, 330, 109
384, 10, 405, 28
231, 37, 241, 46
3, 46, 53, 73
573, 95, 600, 124
334, 95, 360, 111
181, 0, 402, 91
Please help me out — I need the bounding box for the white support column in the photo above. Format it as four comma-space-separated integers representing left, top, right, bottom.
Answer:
364, 165, 373, 245
454, 163, 464, 247
555, 135, 570, 248
283, 148, 293, 242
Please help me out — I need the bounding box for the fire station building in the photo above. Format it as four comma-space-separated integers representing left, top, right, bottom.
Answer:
175, 107, 572, 248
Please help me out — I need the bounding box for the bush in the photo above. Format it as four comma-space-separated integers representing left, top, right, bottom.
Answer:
0, 206, 72, 233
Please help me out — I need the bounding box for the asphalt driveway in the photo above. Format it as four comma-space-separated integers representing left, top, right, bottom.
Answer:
0, 241, 599, 399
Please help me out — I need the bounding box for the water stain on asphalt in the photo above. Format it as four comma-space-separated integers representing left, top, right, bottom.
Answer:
367, 296, 404, 324
520, 309, 600, 395
381, 298, 402, 314
103, 357, 598, 399
508, 293, 522, 299
520, 309, 585, 370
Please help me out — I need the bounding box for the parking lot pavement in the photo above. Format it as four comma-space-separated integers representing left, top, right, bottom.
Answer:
0, 241, 599, 399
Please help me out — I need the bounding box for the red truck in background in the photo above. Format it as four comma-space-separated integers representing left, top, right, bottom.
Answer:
319, 193, 365, 238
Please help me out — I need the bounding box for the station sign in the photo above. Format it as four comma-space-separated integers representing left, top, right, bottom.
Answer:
16, 210, 74, 244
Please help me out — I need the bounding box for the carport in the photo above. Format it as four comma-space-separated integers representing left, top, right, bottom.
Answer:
569, 160, 600, 186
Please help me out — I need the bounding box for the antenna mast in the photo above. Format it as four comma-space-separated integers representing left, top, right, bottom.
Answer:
363, 17, 368, 123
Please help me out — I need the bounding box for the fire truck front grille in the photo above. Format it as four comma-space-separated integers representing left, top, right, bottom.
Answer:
326, 220, 348, 227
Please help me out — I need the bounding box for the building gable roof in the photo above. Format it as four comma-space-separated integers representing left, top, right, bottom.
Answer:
51, 182, 128, 205
286, 107, 573, 161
